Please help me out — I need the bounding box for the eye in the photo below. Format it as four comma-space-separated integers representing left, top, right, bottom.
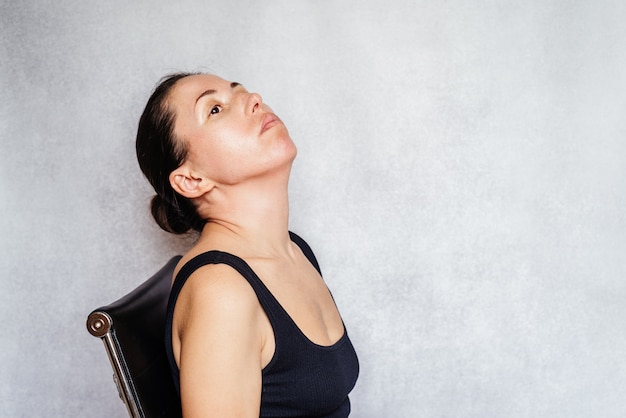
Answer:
209, 105, 222, 116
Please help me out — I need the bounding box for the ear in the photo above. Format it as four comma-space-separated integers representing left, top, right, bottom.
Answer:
169, 164, 214, 199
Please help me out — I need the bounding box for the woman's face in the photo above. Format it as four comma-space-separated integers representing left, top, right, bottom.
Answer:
168, 74, 296, 186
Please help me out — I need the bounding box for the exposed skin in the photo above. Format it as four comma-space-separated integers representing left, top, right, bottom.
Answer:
166, 74, 346, 417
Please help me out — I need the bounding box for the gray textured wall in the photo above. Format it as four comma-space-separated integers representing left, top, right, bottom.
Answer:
2, 1, 625, 417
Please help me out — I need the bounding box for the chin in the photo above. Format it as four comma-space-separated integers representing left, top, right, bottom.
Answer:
278, 134, 297, 159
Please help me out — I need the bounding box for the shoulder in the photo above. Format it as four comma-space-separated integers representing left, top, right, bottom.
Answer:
171, 262, 267, 368
173, 261, 262, 337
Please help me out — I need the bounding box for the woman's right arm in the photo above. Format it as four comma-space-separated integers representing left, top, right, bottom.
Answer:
173, 264, 265, 417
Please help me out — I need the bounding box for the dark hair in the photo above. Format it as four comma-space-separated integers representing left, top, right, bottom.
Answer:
135, 72, 206, 234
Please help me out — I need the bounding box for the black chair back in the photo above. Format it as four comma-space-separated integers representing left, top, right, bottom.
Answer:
86, 256, 182, 418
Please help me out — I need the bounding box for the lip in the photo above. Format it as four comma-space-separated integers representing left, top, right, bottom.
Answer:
260, 113, 281, 134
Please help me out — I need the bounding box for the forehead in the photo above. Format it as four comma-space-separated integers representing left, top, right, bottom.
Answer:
169, 74, 231, 105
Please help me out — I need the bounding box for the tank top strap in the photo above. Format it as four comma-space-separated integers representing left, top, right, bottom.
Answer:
169, 232, 321, 315
288, 231, 322, 275
167, 250, 284, 323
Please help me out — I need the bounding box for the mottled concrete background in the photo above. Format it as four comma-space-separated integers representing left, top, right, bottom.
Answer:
1, 1, 625, 417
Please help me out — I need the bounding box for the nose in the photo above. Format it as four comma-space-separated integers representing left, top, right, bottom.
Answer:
245, 92, 263, 115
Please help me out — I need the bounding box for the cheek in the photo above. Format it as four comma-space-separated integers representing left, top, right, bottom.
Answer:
190, 138, 251, 181
191, 124, 249, 157
214, 122, 257, 148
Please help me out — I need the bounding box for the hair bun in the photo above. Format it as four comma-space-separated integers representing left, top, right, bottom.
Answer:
150, 192, 206, 234
150, 194, 191, 234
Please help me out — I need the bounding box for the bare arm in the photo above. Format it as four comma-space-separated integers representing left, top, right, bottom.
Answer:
173, 264, 266, 417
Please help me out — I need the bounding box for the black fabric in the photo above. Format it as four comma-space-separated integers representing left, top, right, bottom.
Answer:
164, 232, 359, 417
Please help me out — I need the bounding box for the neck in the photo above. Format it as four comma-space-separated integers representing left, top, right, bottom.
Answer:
196, 169, 294, 257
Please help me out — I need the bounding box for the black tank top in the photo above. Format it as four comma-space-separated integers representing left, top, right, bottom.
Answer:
164, 232, 359, 417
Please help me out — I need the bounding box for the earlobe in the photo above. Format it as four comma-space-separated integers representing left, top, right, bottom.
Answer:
169, 166, 214, 198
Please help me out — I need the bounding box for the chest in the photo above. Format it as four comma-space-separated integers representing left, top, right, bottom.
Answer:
260, 326, 360, 417
251, 258, 345, 347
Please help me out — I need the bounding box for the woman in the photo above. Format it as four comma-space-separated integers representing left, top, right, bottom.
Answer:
136, 73, 359, 417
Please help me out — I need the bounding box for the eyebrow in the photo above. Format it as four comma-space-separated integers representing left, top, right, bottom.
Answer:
195, 82, 242, 105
